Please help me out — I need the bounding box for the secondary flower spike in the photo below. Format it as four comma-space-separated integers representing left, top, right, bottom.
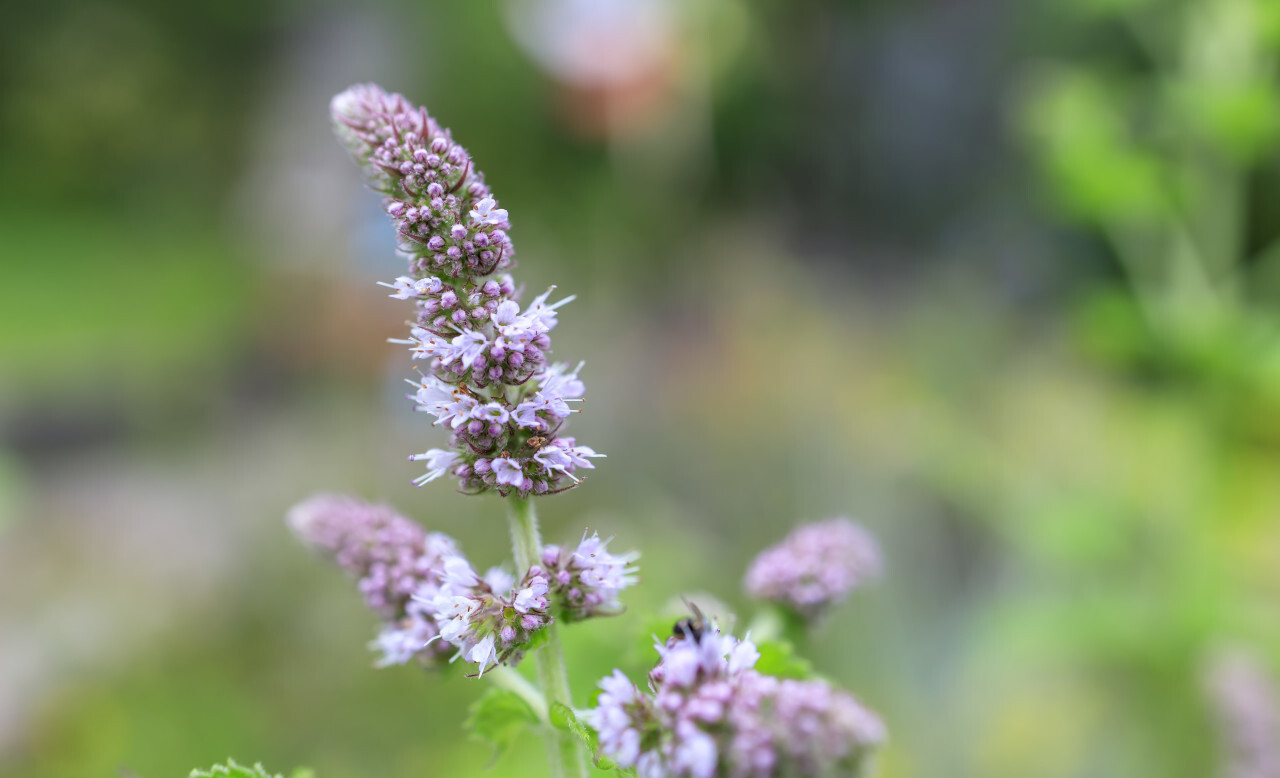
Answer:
1205, 651, 1280, 778
331, 83, 602, 497
744, 518, 881, 621
289, 493, 618, 674
287, 494, 458, 666
588, 626, 885, 777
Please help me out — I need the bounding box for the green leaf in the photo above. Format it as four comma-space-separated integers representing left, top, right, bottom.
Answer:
1172, 81, 1280, 165
1019, 70, 1167, 223
754, 641, 814, 679
549, 702, 618, 772
552, 701, 586, 737
189, 759, 288, 778
465, 687, 539, 759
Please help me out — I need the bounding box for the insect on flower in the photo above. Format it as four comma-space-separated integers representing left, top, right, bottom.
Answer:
672, 601, 709, 642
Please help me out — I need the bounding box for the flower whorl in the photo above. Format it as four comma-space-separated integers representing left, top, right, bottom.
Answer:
744, 518, 881, 622
588, 627, 886, 777
1206, 651, 1280, 778
289, 494, 638, 674
331, 83, 603, 497
287, 494, 458, 665
541, 532, 641, 622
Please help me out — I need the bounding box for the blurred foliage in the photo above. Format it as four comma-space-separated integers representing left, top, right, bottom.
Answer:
1005, 0, 1280, 774
464, 687, 538, 763
190, 759, 313, 778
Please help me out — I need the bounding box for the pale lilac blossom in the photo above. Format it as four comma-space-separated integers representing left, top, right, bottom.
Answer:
492, 457, 525, 487
513, 574, 550, 613
483, 567, 515, 594
445, 330, 489, 368
744, 518, 882, 621
286, 494, 460, 665
589, 627, 885, 777
564, 443, 604, 470
540, 361, 587, 398
540, 532, 639, 621
469, 196, 509, 225
1206, 651, 1280, 778
466, 635, 498, 675
409, 449, 457, 486
473, 402, 510, 425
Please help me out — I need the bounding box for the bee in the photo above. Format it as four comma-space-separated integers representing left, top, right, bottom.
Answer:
672, 600, 708, 642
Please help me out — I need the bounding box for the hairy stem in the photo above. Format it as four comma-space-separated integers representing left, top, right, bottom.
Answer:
508, 497, 588, 778
490, 666, 549, 724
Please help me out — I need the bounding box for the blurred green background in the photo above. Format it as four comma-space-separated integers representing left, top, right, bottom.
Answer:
2, 0, 1280, 776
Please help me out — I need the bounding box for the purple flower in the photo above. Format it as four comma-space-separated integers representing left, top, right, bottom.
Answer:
513, 574, 550, 613
588, 627, 885, 777
330, 83, 602, 497
469, 196, 509, 225
408, 449, 458, 486
539, 532, 639, 621
445, 330, 489, 368
492, 456, 525, 487
1206, 651, 1280, 778
287, 494, 459, 665
743, 518, 881, 621
465, 635, 498, 675
288, 493, 568, 674
423, 564, 556, 674
540, 361, 586, 399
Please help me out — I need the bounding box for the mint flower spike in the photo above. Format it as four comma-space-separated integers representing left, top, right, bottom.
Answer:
420, 554, 554, 677
287, 494, 458, 667
540, 531, 640, 622
288, 493, 577, 675
1205, 651, 1280, 778
744, 518, 881, 623
330, 83, 602, 497
587, 625, 886, 778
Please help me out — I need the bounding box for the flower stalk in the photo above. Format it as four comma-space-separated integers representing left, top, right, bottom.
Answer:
508, 497, 589, 778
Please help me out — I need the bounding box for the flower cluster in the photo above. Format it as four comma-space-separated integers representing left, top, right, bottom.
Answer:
288, 494, 638, 674
588, 626, 885, 777
423, 555, 554, 675
287, 494, 458, 665
331, 83, 602, 496
743, 518, 881, 621
541, 532, 641, 622
1206, 651, 1280, 778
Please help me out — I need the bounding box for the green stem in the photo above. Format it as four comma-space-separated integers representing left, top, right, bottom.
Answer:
507, 497, 589, 778
490, 666, 549, 724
